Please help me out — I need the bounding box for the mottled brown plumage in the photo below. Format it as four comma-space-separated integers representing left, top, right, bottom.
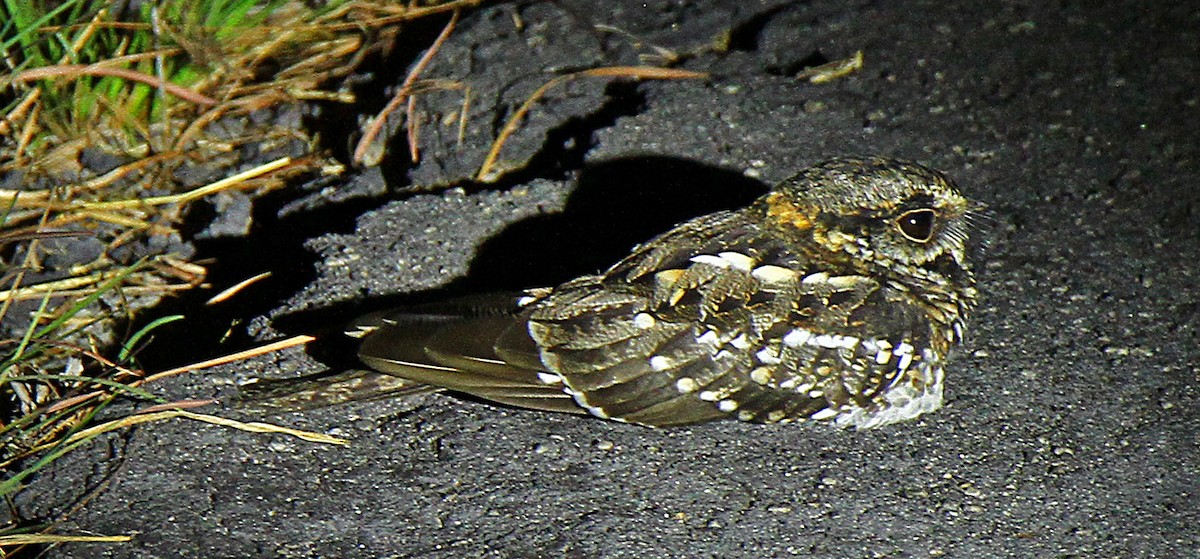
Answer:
350, 157, 978, 428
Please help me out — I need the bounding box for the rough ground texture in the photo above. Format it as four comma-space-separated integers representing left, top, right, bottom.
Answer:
10, 0, 1198, 557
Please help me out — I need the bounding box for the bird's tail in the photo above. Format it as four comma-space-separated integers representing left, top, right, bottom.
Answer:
350, 293, 586, 415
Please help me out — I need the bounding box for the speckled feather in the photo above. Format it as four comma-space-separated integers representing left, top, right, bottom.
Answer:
352, 157, 978, 428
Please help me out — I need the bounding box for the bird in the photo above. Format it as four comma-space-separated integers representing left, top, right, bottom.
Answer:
347, 157, 979, 428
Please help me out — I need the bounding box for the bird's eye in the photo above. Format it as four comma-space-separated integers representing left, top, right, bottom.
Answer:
896, 209, 937, 242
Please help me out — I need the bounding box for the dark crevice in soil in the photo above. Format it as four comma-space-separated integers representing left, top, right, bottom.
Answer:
725, 4, 789, 52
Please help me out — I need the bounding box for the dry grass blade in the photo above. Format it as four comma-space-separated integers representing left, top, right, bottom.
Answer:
33, 409, 351, 450
7, 64, 218, 106
0, 92, 40, 137
0, 534, 132, 545
205, 272, 273, 305
139, 334, 317, 385
476, 66, 709, 181
9, 407, 347, 471
167, 410, 350, 445
0, 156, 293, 225
0, 271, 125, 303
0, 229, 86, 244
0, 254, 204, 302
79, 157, 293, 211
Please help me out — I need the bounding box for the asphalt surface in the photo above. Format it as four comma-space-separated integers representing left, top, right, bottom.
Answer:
11, 1, 1199, 558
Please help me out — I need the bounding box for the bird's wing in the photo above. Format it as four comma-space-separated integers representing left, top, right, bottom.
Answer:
355, 293, 587, 415
526, 210, 933, 427
355, 210, 933, 427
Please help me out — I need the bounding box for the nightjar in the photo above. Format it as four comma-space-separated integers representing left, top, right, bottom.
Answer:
349, 157, 979, 428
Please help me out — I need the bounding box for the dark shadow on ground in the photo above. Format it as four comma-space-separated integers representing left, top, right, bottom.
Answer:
463, 155, 769, 289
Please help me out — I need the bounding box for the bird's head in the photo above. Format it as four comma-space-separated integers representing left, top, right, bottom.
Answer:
762, 157, 978, 277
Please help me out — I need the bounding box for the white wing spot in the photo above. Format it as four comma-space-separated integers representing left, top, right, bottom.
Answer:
536, 372, 562, 385
755, 347, 781, 365
633, 312, 656, 329
892, 343, 915, 372
718, 399, 739, 412
751, 265, 797, 284
729, 333, 751, 349
649, 355, 673, 372
801, 272, 830, 284
750, 366, 773, 385
718, 251, 755, 271
675, 377, 698, 393
826, 275, 862, 289
810, 408, 839, 421
689, 254, 729, 268
696, 330, 720, 346
698, 390, 719, 402
782, 328, 813, 348
584, 405, 611, 419
813, 334, 859, 349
